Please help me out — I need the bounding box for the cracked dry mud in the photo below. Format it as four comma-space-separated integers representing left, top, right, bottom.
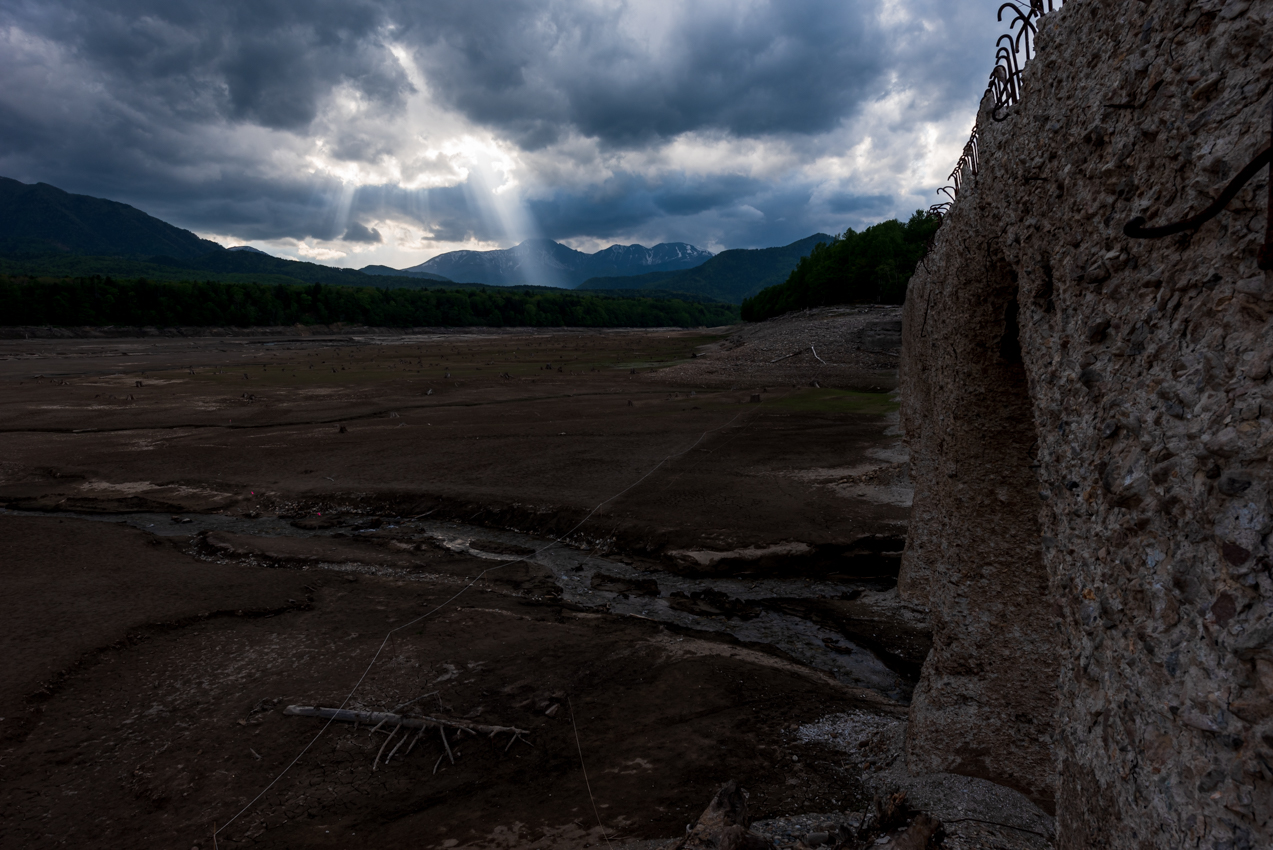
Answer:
0, 313, 1048, 848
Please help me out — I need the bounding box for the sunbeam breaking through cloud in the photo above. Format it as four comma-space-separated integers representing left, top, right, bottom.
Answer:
0, 0, 1012, 268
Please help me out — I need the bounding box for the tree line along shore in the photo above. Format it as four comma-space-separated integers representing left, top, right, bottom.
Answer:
0, 213, 939, 329
0, 275, 739, 329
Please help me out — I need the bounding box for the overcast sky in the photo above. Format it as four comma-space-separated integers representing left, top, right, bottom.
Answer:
1, 0, 1010, 268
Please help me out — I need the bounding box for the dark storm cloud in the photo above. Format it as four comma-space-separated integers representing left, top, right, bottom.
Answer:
401, 0, 889, 148
336, 182, 502, 245
17, 0, 413, 130
346, 171, 825, 250
826, 192, 894, 215
341, 222, 383, 243
518, 170, 768, 234
0, 0, 1011, 254
523, 174, 836, 250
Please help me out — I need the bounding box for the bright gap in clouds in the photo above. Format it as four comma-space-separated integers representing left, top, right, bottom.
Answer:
0, 0, 1013, 270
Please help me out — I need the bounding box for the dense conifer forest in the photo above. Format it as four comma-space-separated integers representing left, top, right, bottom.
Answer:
741, 212, 940, 321
0, 275, 738, 329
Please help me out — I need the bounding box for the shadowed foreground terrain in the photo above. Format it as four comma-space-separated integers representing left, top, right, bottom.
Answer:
0, 314, 1047, 849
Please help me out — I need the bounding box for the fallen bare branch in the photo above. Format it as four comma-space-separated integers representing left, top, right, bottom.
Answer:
373, 724, 400, 771
810, 344, 827, 365
439, 726, 455, 765
385, 726, 410, 765
284, 705, 530, 737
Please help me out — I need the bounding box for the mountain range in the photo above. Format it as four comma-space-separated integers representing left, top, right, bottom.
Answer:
577, 233, 832, 304
0, 175, 829, 305
0, 177, 454, 288
392, 238, 714, 288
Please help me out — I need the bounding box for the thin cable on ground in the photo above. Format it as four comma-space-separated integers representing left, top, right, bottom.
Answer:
645, 407, 762, 495
212, 408, 748, 845
940, 817, 1052, 839
568, 696, 616, 850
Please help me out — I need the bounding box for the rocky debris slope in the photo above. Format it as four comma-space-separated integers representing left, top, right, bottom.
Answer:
657, 306, 902, 390
673, 738, 1054, 850
901, 1, 1273, 847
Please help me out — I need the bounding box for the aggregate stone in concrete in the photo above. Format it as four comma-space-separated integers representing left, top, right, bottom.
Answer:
900, 1, 1273, 847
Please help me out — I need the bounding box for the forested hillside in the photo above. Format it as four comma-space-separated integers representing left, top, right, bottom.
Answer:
741, 213, 940, 321
0, 275, 738, 328
0, 251, 453, 290
0, 176, 458, 290
0, 177, 223, 258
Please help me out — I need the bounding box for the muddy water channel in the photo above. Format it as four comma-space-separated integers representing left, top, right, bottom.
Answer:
2, 507, 926, 702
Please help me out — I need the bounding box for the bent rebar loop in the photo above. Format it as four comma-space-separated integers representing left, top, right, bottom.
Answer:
939, 0, 1060, 213
991, 2, 1043, 121
1125, 105, 1273, 271
946, 123, 981, 200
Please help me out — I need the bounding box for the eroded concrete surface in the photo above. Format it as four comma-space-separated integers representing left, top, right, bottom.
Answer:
901, 1, 1273, 847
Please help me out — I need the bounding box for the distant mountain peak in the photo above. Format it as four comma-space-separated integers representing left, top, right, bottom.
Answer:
406, 238, 714, 288
228, 245, 270, 255
576, 233, 833, 304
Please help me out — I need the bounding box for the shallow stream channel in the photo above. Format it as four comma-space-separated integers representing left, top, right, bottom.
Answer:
3, 507, 927, 703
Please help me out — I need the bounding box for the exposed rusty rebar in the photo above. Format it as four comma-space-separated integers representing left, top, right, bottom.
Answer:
1125, 102, 1273, 271
939, 0, 1063, 212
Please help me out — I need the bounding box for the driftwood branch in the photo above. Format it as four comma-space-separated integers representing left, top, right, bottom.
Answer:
405, 726, 425, 756
769, 344, 829, 365
439, 726, 455, 764
385, 727, 410, 765
373, 724, 400, 770
286, 705, 532, 770
283, 705, 530, 738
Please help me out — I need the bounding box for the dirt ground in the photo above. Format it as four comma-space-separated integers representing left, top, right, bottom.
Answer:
0, 310, 1049, 849
0, 317, 907, 561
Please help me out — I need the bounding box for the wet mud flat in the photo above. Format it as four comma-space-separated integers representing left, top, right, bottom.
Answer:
0, 318, 1051, 849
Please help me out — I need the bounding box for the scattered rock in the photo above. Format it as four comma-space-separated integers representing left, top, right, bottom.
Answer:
875, 814, 941, 850
667, 780, 775, 850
